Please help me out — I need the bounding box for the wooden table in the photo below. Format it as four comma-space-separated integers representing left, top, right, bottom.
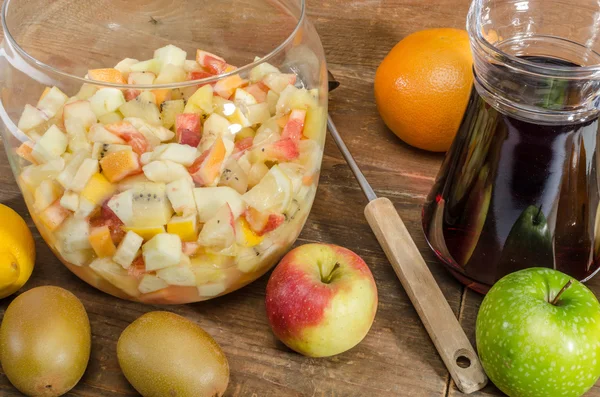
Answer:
1, 0, 600, 396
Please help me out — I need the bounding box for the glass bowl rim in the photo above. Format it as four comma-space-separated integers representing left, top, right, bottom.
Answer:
1, 0, 307, 89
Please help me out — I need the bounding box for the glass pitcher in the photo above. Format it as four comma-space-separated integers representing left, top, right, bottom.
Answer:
422, 0, 600, 293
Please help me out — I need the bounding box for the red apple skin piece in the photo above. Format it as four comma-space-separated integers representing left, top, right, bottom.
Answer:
105, 121, 149, 155
175, 113, 202, 148
196, 50, 227, 75
234, 136, 253, 154
89, 203, 126, 245
265, 243, 378, 357
264, 138, 300, 161
244, 208, 284, 236
125, 89, 141, 101
281, 109, 306, 141
188, 136, 226, 186
127, 256, 146, 279
245, 84, 268, 103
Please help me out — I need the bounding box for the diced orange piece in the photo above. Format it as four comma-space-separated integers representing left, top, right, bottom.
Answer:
39, 200, 70, 231
213, 75, 246, 99
89, 225, 117, 257
88, 68, 126, 84
124, 226, 165, 241
39, 87, 51, 102
100, 150, 140, 183
151, 89, 172, 105
188, 136, 226, 186
105, 121, 148, 155
196, 50, 227, 74
16, 141, 37, 164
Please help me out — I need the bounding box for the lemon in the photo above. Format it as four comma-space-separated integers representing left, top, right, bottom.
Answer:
242, 165, 292, 213
0, 204, 36, 298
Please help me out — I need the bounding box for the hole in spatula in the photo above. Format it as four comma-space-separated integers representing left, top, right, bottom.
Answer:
456, 355, 471, 368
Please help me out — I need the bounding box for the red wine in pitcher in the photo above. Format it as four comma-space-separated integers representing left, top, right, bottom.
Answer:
422, 56, 600, 293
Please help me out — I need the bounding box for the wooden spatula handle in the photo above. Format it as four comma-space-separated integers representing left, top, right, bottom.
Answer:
364, 197, 488, 394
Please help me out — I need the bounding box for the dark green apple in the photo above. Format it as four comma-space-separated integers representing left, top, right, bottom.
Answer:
476, 268, 600, 397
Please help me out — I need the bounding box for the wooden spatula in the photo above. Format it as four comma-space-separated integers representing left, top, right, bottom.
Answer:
327, 72, 487, 394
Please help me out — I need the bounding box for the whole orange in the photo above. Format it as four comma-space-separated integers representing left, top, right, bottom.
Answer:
374, 28, 473, 152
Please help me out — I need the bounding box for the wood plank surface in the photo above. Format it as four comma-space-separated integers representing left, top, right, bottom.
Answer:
0, 0, 597, 396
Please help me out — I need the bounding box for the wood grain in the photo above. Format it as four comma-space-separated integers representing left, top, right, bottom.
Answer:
0, 0, 598, 396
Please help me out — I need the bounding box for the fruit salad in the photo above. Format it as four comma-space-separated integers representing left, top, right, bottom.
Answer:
14, 45, 326, 303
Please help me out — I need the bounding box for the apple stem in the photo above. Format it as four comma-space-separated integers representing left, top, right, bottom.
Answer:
321, 262, 340, 284
533, 205, 543, 225
550, 280, 573, 306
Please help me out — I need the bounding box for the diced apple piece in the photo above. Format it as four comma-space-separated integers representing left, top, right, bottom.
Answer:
175, 113, 202, 147
89, 88, 126, 117
154, 44, 187, 68
60, 191, 79, 212
125, 117, 173, 147
156, 258, 196, 286
100, 150, 140, 183
31, 125, 68, 163
167, 214, 198, 242
303, 106, 326, 141
18, 104, 48, 133
263, 73, 296, 93
56, 150, 87, 188
63, 100, 97, 128
70, 158, 99, 192
244, 84, 268, 103
234, 88, 258, 107
104, 121, 149, 154
20, 159, 65, 192
119, 91, 162, 125
128, 71, 155, 85
75, 197, 97, 219
196, 50, 227, 74
107, 190, 134, 225
193, 186, 245, 222
59, 248, 94, 267
219, 157, 249, 194
200, 113, 232, 151
91, 143, 132, 160
150, 143, 197, 166
89, 225, 117, 257
142, 160, 190, 184
16, 141, 36, 164
267, 90, 279, 114
89, 123, 126, 144
142, 233, 182, 271
244, 207, 285, 236
160, 99, 185, 129
246, 103, 271, 125
97, 111, 123, 124
57, 216, 91, 253
214, 74, 246, 99
171, 86, 198, 101
88, 68, 126, 84
37, 86, 68, 118
125, 89, 141, 101
64, 119, 92, 153
281, 109, 306, 141
197, 203, 235, 249
275, 84, 297, 115
263, 138, 300, 162
130, 59, 161, 75
130, 182, 173, 228
39, 200, 70, 231
197, 282, 227, 297
34, 179, 63, 212
155, 64, 186, 84
212, 96, 234, 118
138, 274, 169, 294
166, 178, 196, 215
114, 58, 139, 78
297, 139, 322, 178
189, 137, 227, 186
124, 226, 165, 241
183, 84, 213, 115
89, 257, 140, 297
247, 162, 269, 188
76, 84, 98, 100
113, 230, 143, 268
249, 62, 280, 83
80, 173, 116, 205
184, 60, 203, 72
226, 107, 251, 128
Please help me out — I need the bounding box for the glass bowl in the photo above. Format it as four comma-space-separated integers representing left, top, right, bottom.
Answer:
0, 0, 327, 304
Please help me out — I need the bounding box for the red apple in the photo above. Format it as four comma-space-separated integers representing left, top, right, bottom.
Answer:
175, 113, 202, 147
266, 243, 378, 357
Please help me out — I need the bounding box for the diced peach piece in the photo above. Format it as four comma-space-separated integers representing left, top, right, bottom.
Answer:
80, 173, 116, 205
16, 141, 37, 164
100, 150, 141, 183
89, 225, 117, 257
188, 136, 226, 186
264, 138, 299, 161
151, 89, 172, 105
175, 113, 202, 148
39, 200, 70, 231
245, 84, 268, 103
196, 50, 227, 75
88, 68, 127, 84
105, 121, 149, 155
214, 75, 246, 99
281, 109, 306, 141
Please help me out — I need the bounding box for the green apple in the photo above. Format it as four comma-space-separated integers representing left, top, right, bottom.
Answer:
476, 268, 600, 397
